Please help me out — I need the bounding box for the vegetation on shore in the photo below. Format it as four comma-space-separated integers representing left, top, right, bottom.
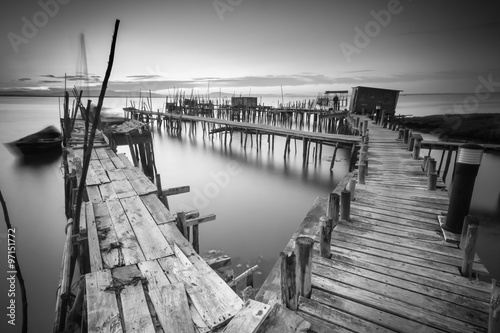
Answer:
402, 113, 500, 144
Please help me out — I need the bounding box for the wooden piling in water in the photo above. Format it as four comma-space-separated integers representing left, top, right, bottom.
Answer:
280, 252, 297, 311
295, 236, 314, 300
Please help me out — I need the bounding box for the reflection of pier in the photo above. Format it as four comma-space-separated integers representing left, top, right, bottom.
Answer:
257, 116, 497, 333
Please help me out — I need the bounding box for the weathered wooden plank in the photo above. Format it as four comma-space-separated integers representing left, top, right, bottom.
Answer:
331, 232, 460, 275
157, 222, 195, 255
120, 281, 155, 333
122, 167, 157, 195
299, 296, 396, 333
95, 147, 109, 160
255, 303, 310, 333
105, 148, 128, 169
86, 270, 123, 333
111, 179, 136, 199
329, 245, 491, 296
79, 201, 88, 237
99, 182, 118, 201
138, 260, 194, 333
340, 219, 445, 244
86, 202, 103, 272
120, 195, 173, 260
314, 256, 489, 321
100, 158, 117, 171
107, 169, 127, 182
89, 160, 111, 184
222, 300, 271, 333
335, 223, 477, 262
312, 274, 486, 332
158, 245, 243, 330
140, 193, 176, 224
85, 162, 101, 186
116, 153, 134, 168
87, 185, 102, 203
93, 202, 122, 269
310, 288, 444, 333
105, 199, 146, 266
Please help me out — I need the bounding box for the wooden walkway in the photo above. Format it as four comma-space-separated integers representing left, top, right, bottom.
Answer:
63, 119, 313, 333
123, 109, 361, 148
256, 116, 492, 333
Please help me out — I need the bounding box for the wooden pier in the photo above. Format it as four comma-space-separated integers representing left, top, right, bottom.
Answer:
256, 116, 497, 333
55, 118, 313, 333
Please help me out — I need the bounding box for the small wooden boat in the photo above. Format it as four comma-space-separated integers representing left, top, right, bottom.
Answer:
4, 126, 63, 156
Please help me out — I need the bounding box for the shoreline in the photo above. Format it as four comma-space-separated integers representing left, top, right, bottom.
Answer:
402, 113, 500, 145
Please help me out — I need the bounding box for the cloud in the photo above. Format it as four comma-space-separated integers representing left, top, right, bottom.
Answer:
126, 74, 162, 80
18, 78, 31, 81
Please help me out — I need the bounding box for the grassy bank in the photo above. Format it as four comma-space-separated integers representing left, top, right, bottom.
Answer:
402, 113, 500, 144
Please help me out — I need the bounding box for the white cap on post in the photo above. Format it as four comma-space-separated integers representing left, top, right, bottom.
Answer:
457, 144, 483, 165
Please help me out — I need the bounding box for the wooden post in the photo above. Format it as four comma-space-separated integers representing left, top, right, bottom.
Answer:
72, 19, 120, 235
358, 161, 366, 184
398, 129, 404, 140
403, 128, 410, 144
422, 155, 429, 172
428, 172, 438, 190
340, 189, 351, 221
295, 236, 314, 299
490, 279, 500, 333
192, 224, 200, 254
408, 136, 415, 151
427, 158, 437, 176
126, 134, 139, 167
319, 216, 332, 259
155, 174, 169, 210
176, 211, 188, 239
363, 120, 368, 135
328, 192, 340, 228
461, 223, 479, 277
280, 252, 297, 310
413, 138, 422, 160
348, 178, 356, 201
460, 216, 480, 249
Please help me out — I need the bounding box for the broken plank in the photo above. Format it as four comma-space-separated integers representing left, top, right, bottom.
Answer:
222, 300, 271, 333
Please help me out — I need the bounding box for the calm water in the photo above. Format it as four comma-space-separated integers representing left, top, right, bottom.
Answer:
0, 94, 499, 332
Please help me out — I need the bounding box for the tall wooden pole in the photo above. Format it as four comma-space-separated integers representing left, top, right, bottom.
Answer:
74, 19, 120, 234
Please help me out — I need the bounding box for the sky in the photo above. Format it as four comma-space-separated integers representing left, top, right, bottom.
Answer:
1, 0, 500, 96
